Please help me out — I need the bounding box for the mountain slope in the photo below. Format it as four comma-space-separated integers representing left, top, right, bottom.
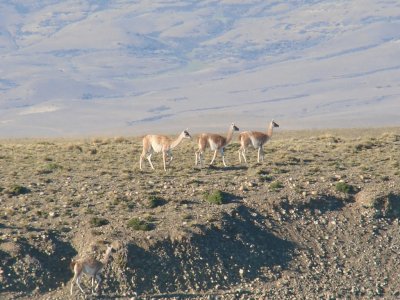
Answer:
0, 0, 399, 137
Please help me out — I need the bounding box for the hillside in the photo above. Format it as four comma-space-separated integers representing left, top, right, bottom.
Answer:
1, 127, 400, 299
1, 0, 400, 136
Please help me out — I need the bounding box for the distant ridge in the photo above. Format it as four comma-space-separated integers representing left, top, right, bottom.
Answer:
0, 0, 399, 137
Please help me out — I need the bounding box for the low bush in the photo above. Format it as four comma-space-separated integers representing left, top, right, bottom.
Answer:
7, 185, 30, 196
204, 190, 225, 205
127, 218, 152, 231
89, 217, 109, 227
335, 182, 355, 194
269, 181, 284, 191
147, 195, 166, 208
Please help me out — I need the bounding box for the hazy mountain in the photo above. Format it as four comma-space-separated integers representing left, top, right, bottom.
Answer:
1, 0, 399, 137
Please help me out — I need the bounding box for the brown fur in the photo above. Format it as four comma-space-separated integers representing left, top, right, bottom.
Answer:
140, 130, 191, 171
70, 245, 113, 295
195, 123, 239, 167
197, 133, 227, 150
238, 120, 279, 163
70, 260, 76, 271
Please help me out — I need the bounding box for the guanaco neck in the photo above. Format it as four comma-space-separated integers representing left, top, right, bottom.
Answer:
225, 127, 235, 145
170, 133, 185, 149
100, 248, 112, 266
266, 122, 274, 138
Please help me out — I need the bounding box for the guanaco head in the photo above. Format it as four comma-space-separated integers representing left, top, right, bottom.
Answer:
102, 244, 115, 263
182, 129, 192, 139
231, 123, 240, 131
271, 120, 279, 128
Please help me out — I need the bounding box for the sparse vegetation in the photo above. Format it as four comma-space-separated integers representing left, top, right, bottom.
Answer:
335, 182, 355, 194
256, 170, 273, 182
127, 218, 152, 231
1, 127, 400, 299
114, 136, 129, 143
204, 190, 225, 205
147, 195, 166, 208
89, 148, 97, 155
45, 162, 63, 170
67, 144, 83, 152
269, 180, 284, 191
89, 216, 109, 227
7, 184, 30, 196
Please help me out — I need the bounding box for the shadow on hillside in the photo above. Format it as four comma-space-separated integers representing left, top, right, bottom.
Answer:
300, 195, 346, 214
281, 195, 346, 215
0, 230, 76, 294
122, 205, 295, 295
220, 190, 243, 203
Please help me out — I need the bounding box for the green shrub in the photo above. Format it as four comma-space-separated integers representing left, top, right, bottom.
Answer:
67, 144, 83, 152
127, 202, 135, 210
127, 218, 152, 231
204, 190, 224, 205
147, 195, 166, 208
381, 175, 390, 182
89, 217, 109, 227
272, 168, 289, 174
354, 141, 374, 152
38, 163, 63, 174
89, 148, 97, 155
8, 185, 30, 196
335, 182, 354, 194
71, 201, 80, 208
257, 170, 273, 182
46, 163, 63, 170
269, 181, 284, 191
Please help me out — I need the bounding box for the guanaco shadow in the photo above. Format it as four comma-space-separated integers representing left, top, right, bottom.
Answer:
206, 164, 248, 171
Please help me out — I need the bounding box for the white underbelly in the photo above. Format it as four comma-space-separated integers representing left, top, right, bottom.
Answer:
250, 136, 262, 149
151, 142, 163, 153
208, 139, 219, 151
83, 265, 97, 276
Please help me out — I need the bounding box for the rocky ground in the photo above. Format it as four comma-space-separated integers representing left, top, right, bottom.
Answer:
0, 127, 400, 299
